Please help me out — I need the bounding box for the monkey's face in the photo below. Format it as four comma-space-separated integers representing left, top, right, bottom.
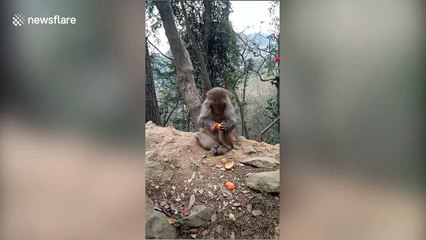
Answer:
211, 102, 226, 115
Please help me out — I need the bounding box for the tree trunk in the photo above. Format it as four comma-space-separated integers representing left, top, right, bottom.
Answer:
232, 87, 249, 139
145, 37, 162, 126
241, 72, 249, 138
180, 0, 212, 96
202, 0, 212, 88
154, 0, 202, 126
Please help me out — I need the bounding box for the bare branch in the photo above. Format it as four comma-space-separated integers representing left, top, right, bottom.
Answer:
147, 38, 173, 61
251, 70, 277, 82
163, 101, 180, 126
260, 117, 280, 142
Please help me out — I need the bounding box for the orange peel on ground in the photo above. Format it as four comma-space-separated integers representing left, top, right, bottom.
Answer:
225, 182, 236, 190
224, 162, 234, 170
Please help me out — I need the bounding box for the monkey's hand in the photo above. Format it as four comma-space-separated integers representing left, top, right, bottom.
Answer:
221, 120, 236, 132
220, 122, 229, 132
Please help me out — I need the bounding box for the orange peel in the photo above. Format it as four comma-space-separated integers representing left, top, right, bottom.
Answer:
224, 162, 234, 170
225, 182, 236, 190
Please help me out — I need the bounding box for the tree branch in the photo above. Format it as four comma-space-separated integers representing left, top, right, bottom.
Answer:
260, 117, 280, 141
147, 38, 173, 61
164, 101, 180, 126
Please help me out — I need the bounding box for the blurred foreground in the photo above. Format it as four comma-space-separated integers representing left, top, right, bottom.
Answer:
281, 0, 425, 239
0, 115, 145, 240
282, 164, 425, 240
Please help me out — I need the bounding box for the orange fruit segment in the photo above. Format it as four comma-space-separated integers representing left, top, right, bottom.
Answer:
210, 123, 221, 132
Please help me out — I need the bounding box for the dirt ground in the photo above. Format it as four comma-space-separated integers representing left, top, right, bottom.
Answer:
145, 122, 280, 239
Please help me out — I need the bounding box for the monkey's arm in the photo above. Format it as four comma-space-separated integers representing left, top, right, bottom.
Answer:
197, 102, 216, 129
220, 104, 237, 132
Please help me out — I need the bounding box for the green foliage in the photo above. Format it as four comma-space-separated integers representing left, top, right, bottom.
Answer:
145, 0, 163, 39
264, 97, 279, 120
262, 96, 280, 144
150, 53, 186, 128
171, 0, 241, 91
146, 1, 281, 141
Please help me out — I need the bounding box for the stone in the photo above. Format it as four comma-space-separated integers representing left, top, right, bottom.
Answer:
215, 225, 223, 234
241, 156, 279, 168
242, 146, 257, 154
146, 160, 163, 176
245, 170, 280, 193
146, 198, 176, 239
145, 151, 163, 177
211, 213, 217, 222
183, 205, 214, 228
201, 229, 209, 236
252, 210, 263, 216
188, 194, 196, 210
145, 121, 156, 129
145, 150, 155, 161
246, 204, 252, 213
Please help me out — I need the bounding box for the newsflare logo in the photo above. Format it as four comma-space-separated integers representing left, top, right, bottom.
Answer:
12, 13, 25, 26
12, 13, 77, 27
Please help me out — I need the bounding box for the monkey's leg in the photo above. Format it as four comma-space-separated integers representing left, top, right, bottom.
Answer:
195, 131, 219, 151
214, 145, 231, 155
215, 131, 234, 155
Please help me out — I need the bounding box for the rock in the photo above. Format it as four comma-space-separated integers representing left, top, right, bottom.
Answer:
146, 158, 163, 177
242, 146, 257, 154
191, 160, 200, 169
201, 229, 209, 236
252, 210, 263, 216
215, 225, 223, 234
241, 156, 279, 168
145, 151, 164, 176
230, 232, 235, 239
246, 204, 252, 213
245, 170, 280, 193
211, 213, 217, 222
145, 150, 156, 161
146, 198, 176, 239
145, 121, 156, 129
228, 213, 236, 221
184, 205, 214, 228
188, 194, 195, 210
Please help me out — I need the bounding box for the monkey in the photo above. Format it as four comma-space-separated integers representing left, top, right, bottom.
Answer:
195, 87, 237, 155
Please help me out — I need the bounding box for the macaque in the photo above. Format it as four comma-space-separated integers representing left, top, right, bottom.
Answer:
195, 87, 237, 155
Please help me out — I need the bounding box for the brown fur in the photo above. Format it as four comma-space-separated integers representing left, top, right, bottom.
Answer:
195, 87, 237, 155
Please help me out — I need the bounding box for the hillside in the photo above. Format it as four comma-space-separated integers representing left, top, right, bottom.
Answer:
145, 121, 280, 239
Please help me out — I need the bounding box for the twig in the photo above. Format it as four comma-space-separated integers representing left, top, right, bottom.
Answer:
163, 101, 180, 126
147, 38, 173, 61
260, 117, 280, 142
